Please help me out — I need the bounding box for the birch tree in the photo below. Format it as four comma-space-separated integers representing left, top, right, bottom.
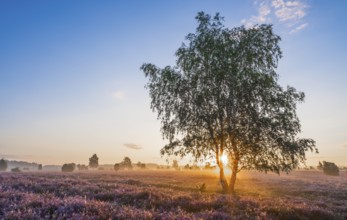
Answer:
141, 12, 317, 193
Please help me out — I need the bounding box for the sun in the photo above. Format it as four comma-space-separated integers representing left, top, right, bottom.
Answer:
221, 154, 228, 166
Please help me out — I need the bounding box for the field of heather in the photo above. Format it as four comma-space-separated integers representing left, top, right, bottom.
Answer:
0, 170, 346, 219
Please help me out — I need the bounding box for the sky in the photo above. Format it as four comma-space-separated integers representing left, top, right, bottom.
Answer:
0, 0, 346, 166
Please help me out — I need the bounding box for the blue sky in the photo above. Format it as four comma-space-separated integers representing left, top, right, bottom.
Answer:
0, 0, 346, 166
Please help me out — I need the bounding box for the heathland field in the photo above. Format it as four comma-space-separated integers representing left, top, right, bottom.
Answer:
0, 170, 346, 219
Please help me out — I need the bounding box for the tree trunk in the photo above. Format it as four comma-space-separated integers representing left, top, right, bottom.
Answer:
218, 163, 229, 193
229, 158, 239, 193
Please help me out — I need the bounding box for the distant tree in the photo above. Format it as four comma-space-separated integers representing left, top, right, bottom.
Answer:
11, 167, 21, 173
77, 164, 88, 171
89, 154, 99, 168
321, 161, 339, 176
62, 163, 76, 172
114, 163, 120, 171
136, 162, 146, 169
122, 157, 132, 169
0, 159, 8, 171
204, 162, 213, 170
38, 164, 43, 171
172, 160, 179, 170
184, 164, 190, 169
317, 161, 323, 170
142, 12, 317, 193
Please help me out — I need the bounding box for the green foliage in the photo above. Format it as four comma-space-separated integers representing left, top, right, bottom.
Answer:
321, 161, 339, 176
142, 12, 317, 192
0, 159, 8, 171
89, 154, 99, 168
62, 163, 76, 172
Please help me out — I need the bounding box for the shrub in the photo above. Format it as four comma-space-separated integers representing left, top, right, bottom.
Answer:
321, 161, 339, 176
136, 162, 146, 169
89, 154, 99, 168
114, 163, 120, 171
11, 167, 21, 172
0, 159, 8, 171
38, 164, 43, 171
76, 164, 88, 171
196, 183, 207, 193
62, 163, 76, 172
121, 157, 132, 170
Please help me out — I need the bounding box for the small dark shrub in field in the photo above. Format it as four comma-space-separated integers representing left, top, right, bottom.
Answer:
0, 159, 8, 171
77, 164, 88, 171
122, 157, 132, 169
321, 161, 339, 176
114, 163, 120, 171
38, 164, 42, 170
196, 183, 206, 193
62, 163, 76, 172
114, 157, 133, 170
11, 167, 21, 172
136, 162, 146, 169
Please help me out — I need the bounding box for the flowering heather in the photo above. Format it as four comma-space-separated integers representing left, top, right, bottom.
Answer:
0, 170, 346, 219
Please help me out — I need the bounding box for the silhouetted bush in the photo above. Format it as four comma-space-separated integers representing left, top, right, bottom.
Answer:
136, 162, 146, 169
62, 163, 76, 172
321, 161, 339, 176
113, 157, 134, 171
89, 154, 99, 168
114, 163, 120, 171
77, 164, 88, 171
11, 167, 21, 172
38, 164, 42, 171
0, 159, 8, 171
122, 157, 132, 170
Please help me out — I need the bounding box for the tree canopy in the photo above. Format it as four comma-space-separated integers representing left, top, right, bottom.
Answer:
141, 12, 317, 193
89, 154, 99, 168
122, 157, 132, 169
